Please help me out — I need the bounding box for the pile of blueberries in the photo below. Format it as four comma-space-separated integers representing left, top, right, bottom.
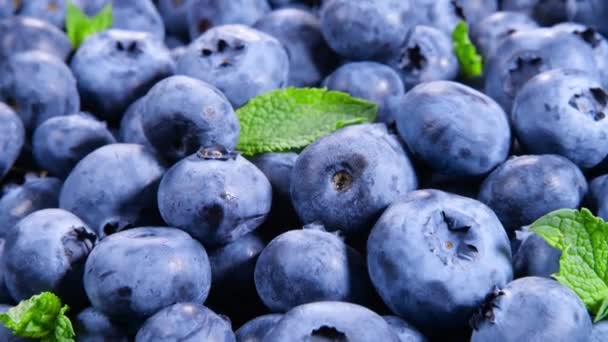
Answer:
2, 0, 608, 341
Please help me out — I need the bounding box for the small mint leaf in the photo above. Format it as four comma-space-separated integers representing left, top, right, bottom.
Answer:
530, 208, 608, 321
595, 297, 608, 323
236, 88, 377, 156
65, 1, 112, 48
452, 21, 483, 78
0, 292, 75, 341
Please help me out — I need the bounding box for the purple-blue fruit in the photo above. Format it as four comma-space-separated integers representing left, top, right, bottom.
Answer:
84, 227, 212, 322
60, 144, 166, 238
0, 16, 71, 60
236, 314, 283, 342
0, 103, 24, 180
74, 307, 129, 342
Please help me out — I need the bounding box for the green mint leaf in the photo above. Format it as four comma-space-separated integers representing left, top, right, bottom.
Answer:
452, 21, 483, 78
595, 297, 608, 323
530, 208, 608, 321
236, 87, 378, 156
65, 1, 112, 48
0, 292, 75, 341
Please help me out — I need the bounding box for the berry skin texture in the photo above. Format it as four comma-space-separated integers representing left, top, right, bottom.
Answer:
512, 69, 608, 169
158, 146, 272, 246
290, 123, 417, 237
74, 307, 129, 342
0, 176, 62, 238
236, 314, 283, 341
141, 75, 240, 162
70, 29, 175, 123
322, 62, 405, 124
367, 190, 513, 335
3, 209, 97, 309
59, 144, 166, 238
0, 51, 79, 131
84, 227, 212, 322
395, 81, 511, 178
254, 228, 372, 312
177, 24, 289, 108
135, 303, 235, 342
478, 154, 587, 236
264, 301, 400, 342
320, 0, 414, 60
254, 8, 338, 87
471, 277, 592, 342
0, 103, 24, 180
0, 16, 72, 61
187, 0, 271, 40
32, 113, 116, 178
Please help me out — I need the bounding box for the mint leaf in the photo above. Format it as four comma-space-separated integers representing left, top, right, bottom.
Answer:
65, 1, 112, 48
0, 292, 75, 341
452, 21, 483, 78
530, 208, 608, 321
235, 87, 378, 156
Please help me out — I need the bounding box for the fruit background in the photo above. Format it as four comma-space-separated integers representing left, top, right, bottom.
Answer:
1, 0, 608, 341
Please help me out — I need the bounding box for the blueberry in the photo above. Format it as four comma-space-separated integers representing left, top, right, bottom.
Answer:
32, 113, 116, 178
70, 29, 174, 123
206, 232, 266, 324
478, 154, 587, 235
251, 152, 300, 237
420, 0, 498, 34
135, 303, 235, 342
0, 16, 71, 60
589, 174, 608, 220
250, 152, 298, 200
0, 51, 79, 131
383, 316, 427, 342
177, 24, 289, 108
0, 304, 30, 341
553, 22, 608, 88
60, 144, 166, 238
291, 123, 417, 236
573, 0, 608, 37
140, 75, 239, 162
0, 240, 13, 303
484, 28, 598, 112
395, 81, 511, 178
158, 146, 272, 246
512, 231, 560, 278
0, 103, 24, 180
512, 69, 608, 168
254, 8, 337, 87
471, 277, 591, 341
235, 314, 283, 342
74, 307, 129, 342
254, 228, 372, 312
118, 97, 156, 153
18, 0, 66, 28
470, 11, 538, 58
3, 208, 97, 308
591, 321, 608, 342
320, 0, 413, 60
384, 25, 458, 91
264, 301, 400, 341
84, 227, 212, 322
74, 0, 165, 40
157, 0, 194, 40
367, 190, 513, 334
502, 0, 575, 26
187, 0, 271, 40
322, 62, 405, 124
0, 176, 61, 237
0, 0, 16, 18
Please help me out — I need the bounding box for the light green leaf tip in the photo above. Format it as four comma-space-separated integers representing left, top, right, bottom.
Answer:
235, 87, 378, 156
0, 292, 75, 341
65, 0, 112, 48
452, 21, 483, 78
530, 208, 608, 322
